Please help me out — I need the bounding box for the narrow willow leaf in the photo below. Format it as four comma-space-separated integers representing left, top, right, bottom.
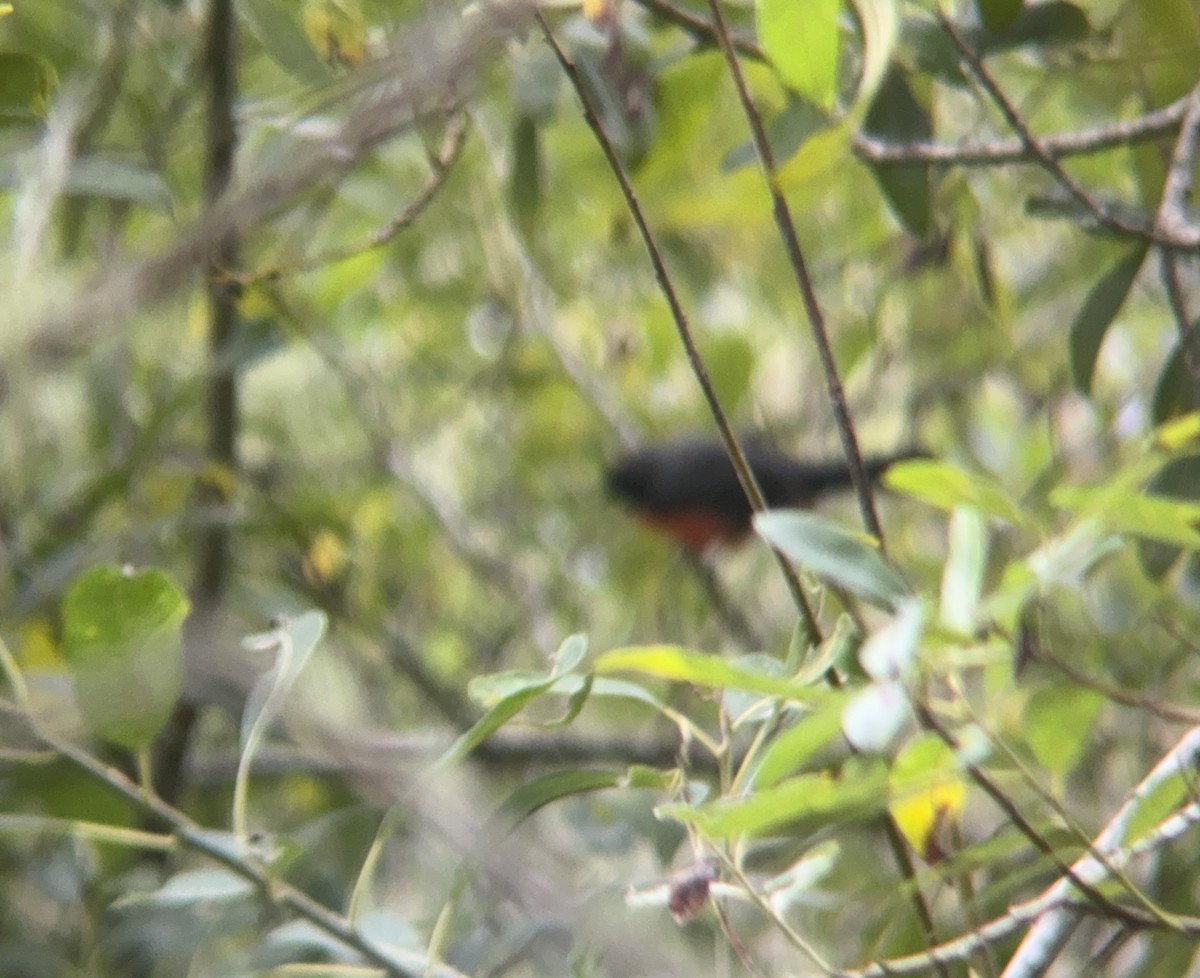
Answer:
939, 507, 988, 633
849, 0, 899, 113
658, 762, 888, 838
1069, 246, 1148, 394
864, 67, 932, 237
595, 646, 822, 702
754, 510, 912, 610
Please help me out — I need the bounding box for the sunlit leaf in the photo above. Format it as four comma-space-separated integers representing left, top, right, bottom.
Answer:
61, 566, 189, 752
889, 735, 967, 861
885, 459, 1027, 526
658, 762, 888, 838
596, 646, 822, 702
752, 695, 849, 789
757, 0, 840, 111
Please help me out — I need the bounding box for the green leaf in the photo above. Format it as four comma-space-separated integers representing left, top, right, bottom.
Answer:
436, 673, 556, 768
62, 158, 174, 215
884, 459, 1027, 526
1152, 341, 1200, 424
752, 696, 849, 788
510, 114, 541, 235
1025, 685, 1103, 775
753, 510, 913, 610
61, 565, 189, 752
1122, 770, 1192, 847
1052, 485, 1200, 550
239, 0, 332, 86
658, 761, 889, 838
116, 868, 254, 906
490, 770, 621, 835
700, 334, 755, 414
763, 840, 840, 914
721, 98, 829, 173
976, 0, 1023, 32
1137, 455, 1200, 577
864, 67, 933, 237
551, 633, 588, 678
940, 507, 988, 633
978, 1, 1088, 53
595, 646, 821, 702
848, 0, 899, 112
757, 0, 841, 111
1069, 246, 1148, 394
0, 51, 57, 121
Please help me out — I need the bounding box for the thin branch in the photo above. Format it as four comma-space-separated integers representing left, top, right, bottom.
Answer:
243, 112, 471, 284
855, 96, 1191, 167
1036, 649, 1200, 725
535, 12, 821, 639
917, 704, 1153, 927
1155, 84, 1200, 402
633, 0, 1189, 170
30, 2, 535, 352
153, 0, 242, 808
35, 728, 440, 978
703, 0, 885, 546
938, 10, 1199, 250
1000, 727, 1200, 978
837, 727, 1200, 978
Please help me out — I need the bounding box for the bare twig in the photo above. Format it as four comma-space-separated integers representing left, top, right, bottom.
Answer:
244, 112, 471, 284
938, 11, 1199, 250
634, 0, 1189, 170
535, 12, 821, 639
36, 727, 453, 978
917, 704, 1153, 928
1155, 85, 1200, 401
30, 3, 535, 352
838, 727, 1200, 978
1036, 649, 1200, 725
703, 0, 884, 545
856, 96, 1191, 167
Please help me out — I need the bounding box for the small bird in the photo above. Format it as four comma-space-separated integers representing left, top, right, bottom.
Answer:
607, 437, 920, 552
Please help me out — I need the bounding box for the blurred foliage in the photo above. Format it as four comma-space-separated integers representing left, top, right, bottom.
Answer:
3, 0, 1200, 977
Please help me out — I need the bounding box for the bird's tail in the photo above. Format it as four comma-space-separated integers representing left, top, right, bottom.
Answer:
777, 448, 926, 505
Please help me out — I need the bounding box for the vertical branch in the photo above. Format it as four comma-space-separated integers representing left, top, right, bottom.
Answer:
702, 0, 885, 547
154, 0, 241, 805
1155, 85, 1200, 404
535, 14, 821, 641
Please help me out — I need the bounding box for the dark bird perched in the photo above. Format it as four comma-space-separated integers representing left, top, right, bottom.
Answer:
607, 437, 921, 552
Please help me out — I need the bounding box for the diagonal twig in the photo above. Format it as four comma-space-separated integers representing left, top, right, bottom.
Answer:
938, 10, 1199, 250
535, 12, 822, 639
703, 0, 885, 546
